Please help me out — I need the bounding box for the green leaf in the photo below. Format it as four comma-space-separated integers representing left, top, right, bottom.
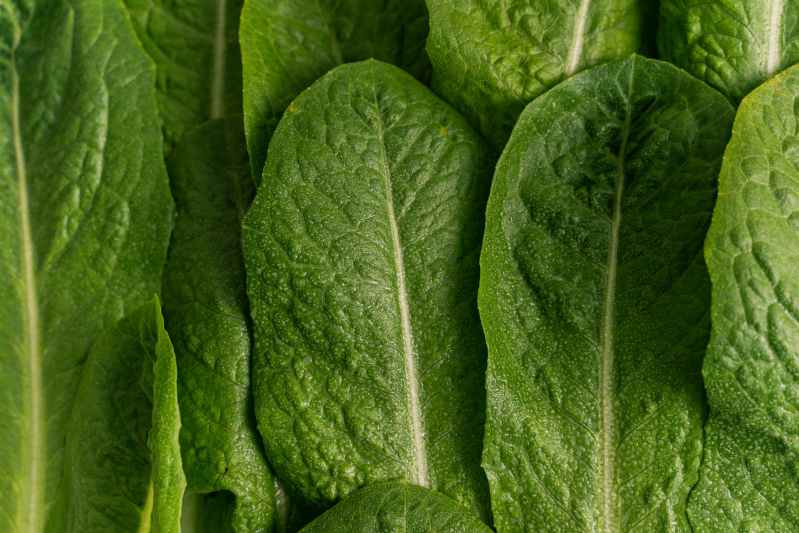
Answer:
659, 0, 799, 103
242, 59, 491, 518
123, 0, 244, 151
0, 1, 174, 531
299, 482, 492, 533
479, 56, 734, 532
240, 0, 430, 178
689, 63, 799, 532
163, 118, 286, 533
425, 0, 654, 150
54, 298, 185, 533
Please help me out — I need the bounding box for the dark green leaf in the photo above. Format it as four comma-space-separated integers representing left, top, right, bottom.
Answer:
243, 60, 491, 518
240, 0, 430, 178
479, 55, 734, 532
124, 0, 244, 151
426, 0, 654, 149
300, 482, 492, 533
690, 63, 799, 532
659, 0, 799, 103
55, 298, 184, 533
0, 1, 173, 530
163, 118, 285, 533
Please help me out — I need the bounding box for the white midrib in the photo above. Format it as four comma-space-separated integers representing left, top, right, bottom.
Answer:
210, 0, 227, 119
565, 0, 592, 76
374, 108, 429, 488
598, 69, 634, 533
12, 42, 44, 533
766, 0, 784, 76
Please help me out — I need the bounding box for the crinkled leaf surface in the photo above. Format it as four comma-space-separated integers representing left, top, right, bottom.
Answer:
242, 60, 491, 518
240, 0, 429, 178
479, 56, 734, 533
0, 1, 174, 531
55, 298, 184, 533
659, 0, 799, 103
689, 64, 799, 532
163, 118, 284, 533
300, 482, 491, 533
124, 0, 244, 151
425, 0, 655, 149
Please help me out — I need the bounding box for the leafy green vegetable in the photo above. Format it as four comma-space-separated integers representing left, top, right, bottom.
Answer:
689, 63, 799, 532
162, 118, 285, 533
300, 482, 492, 533
425, 0, 654, 149
659, 0, 799, 103
479, 55, 734, 532
126, 2, 291, 529
0, 1, 174, 531
124, 0, 244, 151
240, 0, 429, 178
53, 298, 184, 533
242, 59, 491, 518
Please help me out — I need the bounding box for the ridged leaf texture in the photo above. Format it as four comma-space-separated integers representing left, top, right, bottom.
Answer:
690, 63, 799, 532
300, 482, 492, 533
0, 1, 174, 531
124, 0, 244, 151
479, 55, 735, 532
242, 60, 491, 518
426, 0, 656, 149
240, 0, 429, 178
163, 118, 287, 533
659, 0, 799, 103
55, 298, 184, 533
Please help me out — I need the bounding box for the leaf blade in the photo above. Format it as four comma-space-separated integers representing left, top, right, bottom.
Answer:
690, 62, 799, 532
243, 59, 491, 518
659, 0, 799, 103
0, 1, 173, 530
240, 0, 430, 178
425, 0, 655, 149
479, 55, 735, 532
300, 482, 492, 533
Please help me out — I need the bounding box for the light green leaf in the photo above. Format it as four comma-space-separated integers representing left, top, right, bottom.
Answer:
300, 482, 492, 533
163, 118, 286, 533
242, 59, 491, 518
690, 63, 799, 532
0, 1, 174, 531
240, 0, 429, 178
55, 298, 185, 533
123, 0, 244, 151
659, 0, 799, 103
425, 0, 655, 150
479, 56, 734, 532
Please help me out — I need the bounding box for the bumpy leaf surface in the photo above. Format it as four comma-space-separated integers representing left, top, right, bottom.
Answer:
55, 299, 185, 533
0, 1, 173, 531
240, 0, 429, 178
659, 0, 799, 103
163, 119, 284, 533
689, 64, 799, 532
479, 56, 735, 532
124, 0, 244, 151
300, 482, 492, 533
426, 0, 655, 149
243, 60, 491, 518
